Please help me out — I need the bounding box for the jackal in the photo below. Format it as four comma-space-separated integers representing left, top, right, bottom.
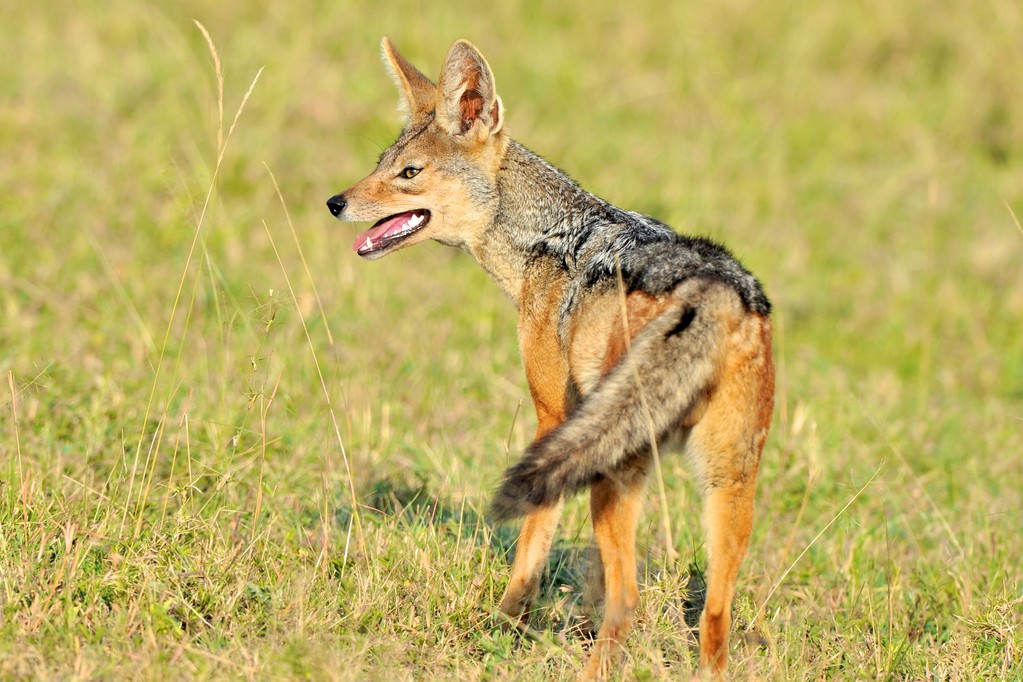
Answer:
326, 37, 774, 679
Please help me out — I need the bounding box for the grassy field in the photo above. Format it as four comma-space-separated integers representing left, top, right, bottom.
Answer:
2, 0, 1021, 679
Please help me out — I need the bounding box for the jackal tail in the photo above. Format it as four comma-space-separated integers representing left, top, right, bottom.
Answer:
491, 292, 726, 521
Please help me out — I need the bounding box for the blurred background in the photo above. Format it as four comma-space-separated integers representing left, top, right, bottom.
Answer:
1, 0, 1020, 678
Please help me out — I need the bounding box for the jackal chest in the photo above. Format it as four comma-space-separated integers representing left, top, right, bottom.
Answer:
516, 262, 573, 424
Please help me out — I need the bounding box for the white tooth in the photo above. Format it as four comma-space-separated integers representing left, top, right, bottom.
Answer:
407, 213, 423, 228
365, 236, 374, 249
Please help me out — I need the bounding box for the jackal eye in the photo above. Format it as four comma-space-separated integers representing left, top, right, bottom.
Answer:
398, 166, 422, 179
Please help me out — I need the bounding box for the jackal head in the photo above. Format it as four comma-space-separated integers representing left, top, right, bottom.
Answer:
326, 37, 507, 259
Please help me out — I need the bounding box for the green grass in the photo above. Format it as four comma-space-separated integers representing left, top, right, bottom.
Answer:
2, 0, 1022, 679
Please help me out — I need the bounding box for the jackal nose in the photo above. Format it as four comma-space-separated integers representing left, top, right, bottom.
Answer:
326, 194, 347, 217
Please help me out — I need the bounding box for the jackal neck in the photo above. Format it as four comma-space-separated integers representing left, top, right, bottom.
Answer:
470, 141, 608, 305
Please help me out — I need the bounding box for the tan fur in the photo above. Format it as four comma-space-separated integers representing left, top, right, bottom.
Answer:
327, 38, 775, 679
497, 261, 573, 624
585, 472, 646, 679
380, 37, 435, 123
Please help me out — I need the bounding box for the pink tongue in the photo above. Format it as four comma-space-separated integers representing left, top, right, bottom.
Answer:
352, 212, 419, 253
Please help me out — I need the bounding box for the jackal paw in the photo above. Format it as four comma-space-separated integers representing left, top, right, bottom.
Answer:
494, 603, 531, 634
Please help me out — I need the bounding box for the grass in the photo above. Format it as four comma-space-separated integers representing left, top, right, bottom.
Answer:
1, 0, 1022, 679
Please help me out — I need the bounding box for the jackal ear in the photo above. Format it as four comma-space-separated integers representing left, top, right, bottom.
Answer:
380, 37, 436, 123
436, 39, 504, 141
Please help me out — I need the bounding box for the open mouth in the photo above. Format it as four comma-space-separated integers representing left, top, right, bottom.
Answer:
353, 210, 431, 256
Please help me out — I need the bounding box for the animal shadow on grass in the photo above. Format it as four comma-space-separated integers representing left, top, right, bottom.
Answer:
346, 479, 593, 638
335, 481, 768, 665
682, 565, 768, 656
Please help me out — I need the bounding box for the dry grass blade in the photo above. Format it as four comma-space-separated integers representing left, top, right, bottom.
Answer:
193, 19, 224, 154
261, 218, 364, 563
748, 462, 884, 630
7, 371, 26, 524
264, 163, 335, 345
1007, 200, 1023, 239
125, 23, 262, 538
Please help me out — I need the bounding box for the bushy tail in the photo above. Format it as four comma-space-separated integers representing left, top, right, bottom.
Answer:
491, 299, 723, 521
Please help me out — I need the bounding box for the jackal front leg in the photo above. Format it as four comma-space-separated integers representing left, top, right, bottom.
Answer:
501, 281, 571, 628
498, 501, 564, 629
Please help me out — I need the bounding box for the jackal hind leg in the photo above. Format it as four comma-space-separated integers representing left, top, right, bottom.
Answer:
581, 459, 648, 680
691, 316, 773, 676
696, 471, 755, 676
